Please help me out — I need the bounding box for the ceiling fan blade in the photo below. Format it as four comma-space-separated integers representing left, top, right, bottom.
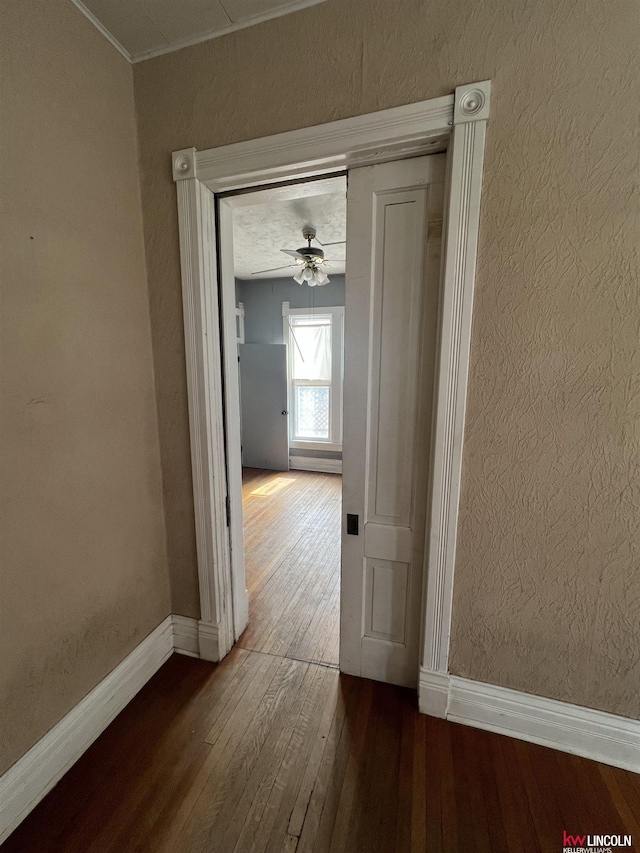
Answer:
322, 240, 346, 247
281, 249, 306, 259
250, 264, 298, 275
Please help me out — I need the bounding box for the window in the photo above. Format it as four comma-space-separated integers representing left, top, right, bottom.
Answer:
283, 304, 344, 450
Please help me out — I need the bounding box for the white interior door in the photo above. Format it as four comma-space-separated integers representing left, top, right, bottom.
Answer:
340, 154, 445, 688
218, 199, 249, 641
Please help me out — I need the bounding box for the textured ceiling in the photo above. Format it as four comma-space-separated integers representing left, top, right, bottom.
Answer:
232, 176, 346, 280
75, 0, 326, 62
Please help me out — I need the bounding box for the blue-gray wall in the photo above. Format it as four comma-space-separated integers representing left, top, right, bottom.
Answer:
236, 276, 345, 345
236, 276, 345, 463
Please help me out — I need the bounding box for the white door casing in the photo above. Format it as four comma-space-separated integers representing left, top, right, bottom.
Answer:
172, 82, 489, 700
341, 155, 445, 687
175, 177, 234, 660
218, 199, 250, 640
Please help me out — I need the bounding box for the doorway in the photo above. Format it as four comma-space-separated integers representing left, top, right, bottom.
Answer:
172, 83, 489, 703
218, 176, 347, 667
218, 155, 446, 688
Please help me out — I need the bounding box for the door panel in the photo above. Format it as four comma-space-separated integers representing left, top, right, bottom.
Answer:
239, 344, 289, 471
369, 192, 427, 526
341, 154, 445, 688
364, 559, 409, 642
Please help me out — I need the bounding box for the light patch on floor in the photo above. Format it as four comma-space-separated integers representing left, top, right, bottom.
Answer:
249, 477, 297, 497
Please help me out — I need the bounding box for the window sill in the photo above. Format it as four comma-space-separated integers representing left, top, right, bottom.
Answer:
290, 440, 343, 452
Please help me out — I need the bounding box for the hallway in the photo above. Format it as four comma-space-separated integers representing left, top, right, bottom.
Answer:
237, 468, 341, 667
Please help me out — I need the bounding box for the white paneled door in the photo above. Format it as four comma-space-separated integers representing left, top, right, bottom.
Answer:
340, 154, 445, 688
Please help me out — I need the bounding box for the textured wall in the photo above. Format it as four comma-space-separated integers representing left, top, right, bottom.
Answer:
0, 0, 170, 773
133, 0, 640, 716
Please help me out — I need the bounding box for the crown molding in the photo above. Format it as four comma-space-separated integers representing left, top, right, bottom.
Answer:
131, 0, 328, 63
69, 0, 132, 62
70, 0, 328, 65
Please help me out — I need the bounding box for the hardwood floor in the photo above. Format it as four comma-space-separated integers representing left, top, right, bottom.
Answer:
4, 650, 639, 852
4, 475, 640, 850
237, 468, 341, 668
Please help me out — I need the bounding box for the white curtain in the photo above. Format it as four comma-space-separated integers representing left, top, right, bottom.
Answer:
291, 320, 331, 381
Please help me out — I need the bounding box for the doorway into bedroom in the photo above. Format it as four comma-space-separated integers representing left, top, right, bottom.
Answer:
220, 175, 346, 666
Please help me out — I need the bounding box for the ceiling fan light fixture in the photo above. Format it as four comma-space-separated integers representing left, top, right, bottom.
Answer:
283, 228, 336, 286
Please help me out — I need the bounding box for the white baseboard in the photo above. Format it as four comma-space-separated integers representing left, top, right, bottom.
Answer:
0, 616, 174, 845
0, 613, 208, 845
417, 669, 450, 718
172, 615, 200, 658
289, 456, 342, 474
419, 668, 640, 774
197, 620, 220, 662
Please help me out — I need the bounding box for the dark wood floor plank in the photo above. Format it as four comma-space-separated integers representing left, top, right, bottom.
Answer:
240, 665, 331, 853
295, 676, 357, 852
313, 680, 374, 853
327, 678, 374, 853
540, 745, 600, 839
263, 666, 336, 853
490, 729, 541, 852
99, 649, 255, 853
601, 762, 640, 828
436, 716, 459, 853
411, 712, 429, 853
155, 652, 282, 852
393, 696, 415, 853
454, 724, 492, 853
341, 681, 383, 853
463, 724, 509, 853
566, 752, 629, 840
599, 763, 640, 839
203, 659, 312, 853
360, 684, 403, 853
174, 656, 304, 853
509, 739, 559, 853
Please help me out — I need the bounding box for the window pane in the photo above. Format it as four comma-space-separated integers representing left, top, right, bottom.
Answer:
291, 323, 331, 381
295, 386, 330, 439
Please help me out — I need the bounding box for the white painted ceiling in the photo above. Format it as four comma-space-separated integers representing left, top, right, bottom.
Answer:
75, 0, 326, 62
232, 176, 347, 280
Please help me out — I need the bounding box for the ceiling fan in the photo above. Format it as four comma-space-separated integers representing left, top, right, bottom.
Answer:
251, 227, 345, 287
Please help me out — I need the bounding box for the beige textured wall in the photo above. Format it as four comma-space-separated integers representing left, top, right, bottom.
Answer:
0, 0, 170, 773
133, 0, 640, 715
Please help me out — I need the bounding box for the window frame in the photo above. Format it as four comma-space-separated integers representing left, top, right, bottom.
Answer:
282, 301, 344, 451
